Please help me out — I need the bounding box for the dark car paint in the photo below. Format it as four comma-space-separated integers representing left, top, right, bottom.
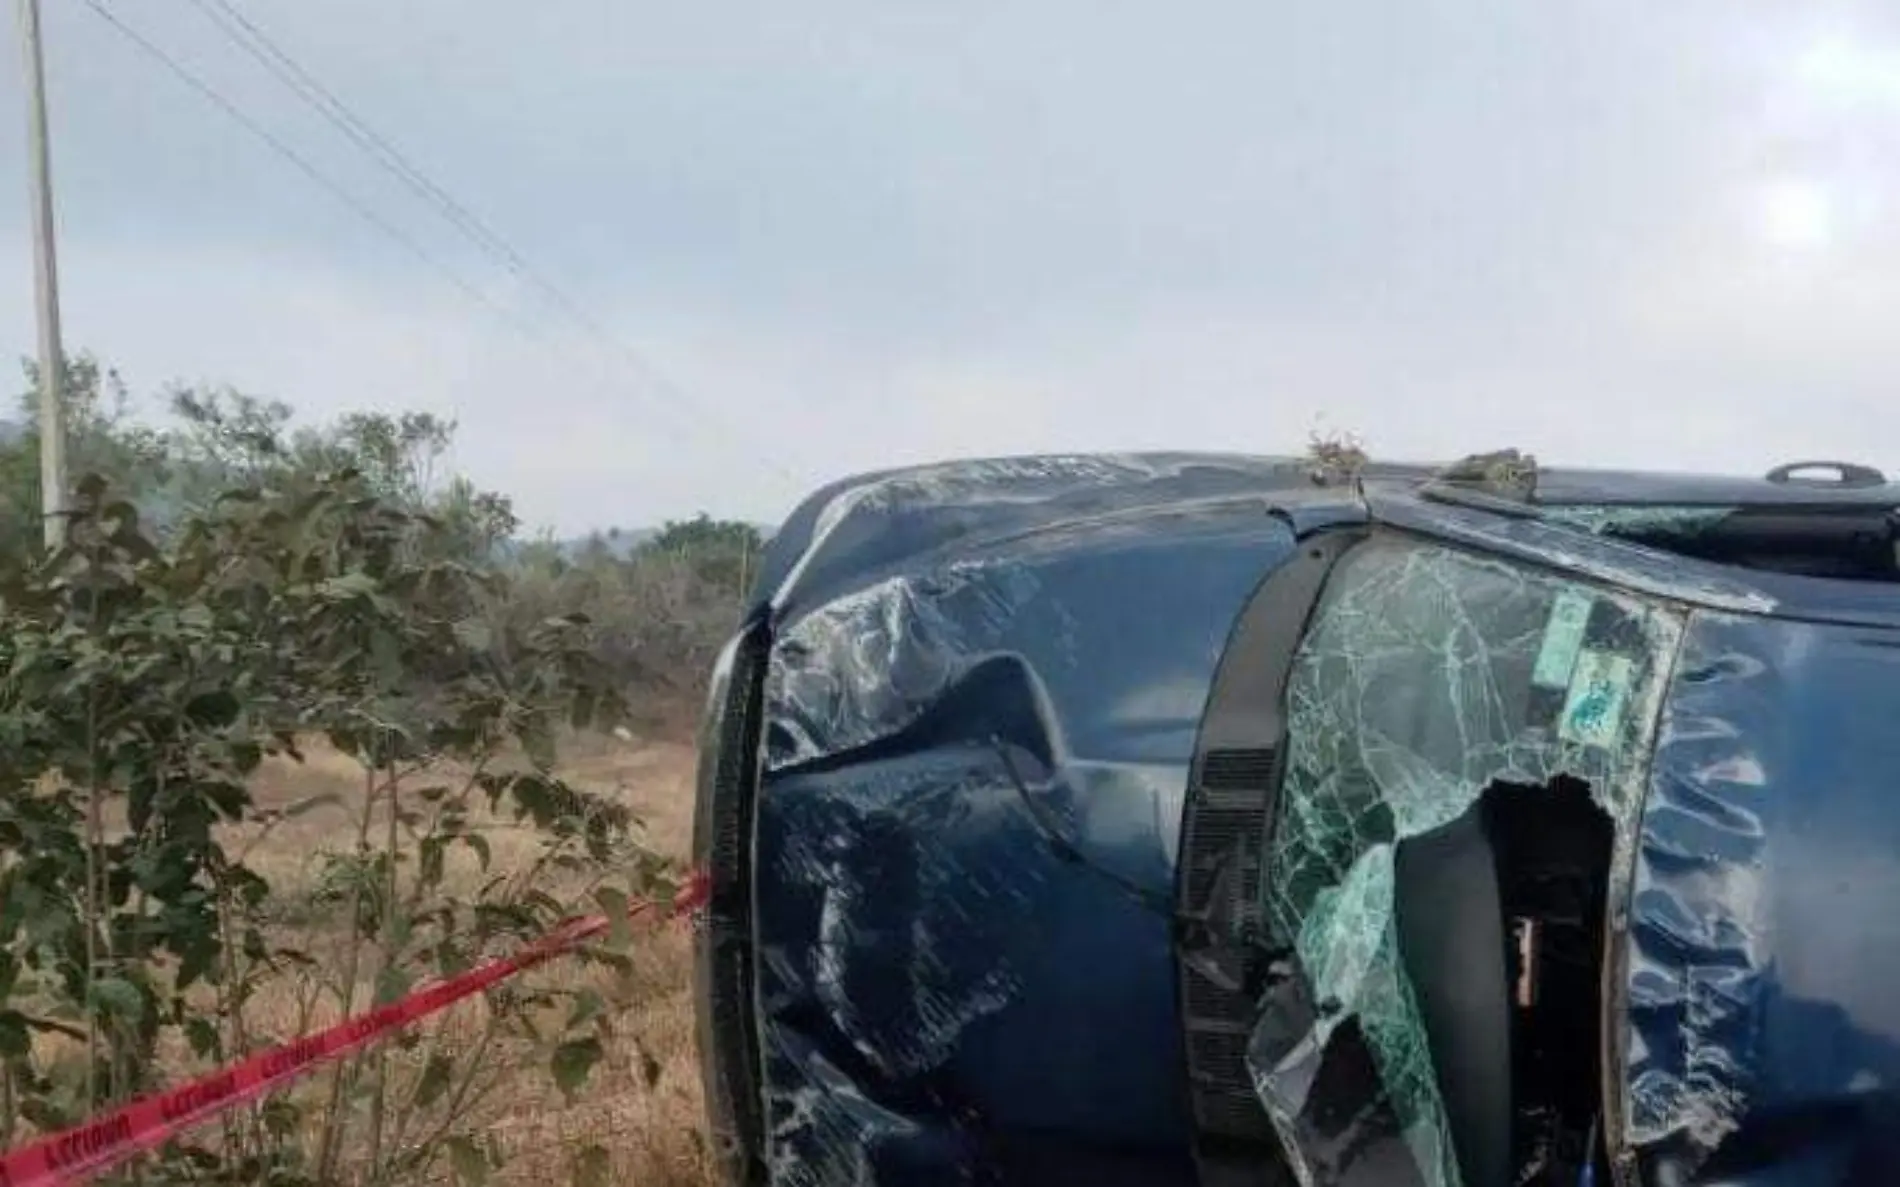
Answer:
754, 467, 1306, 1184
694, 452, 1900, 1187
1628, 613, 1900, 1184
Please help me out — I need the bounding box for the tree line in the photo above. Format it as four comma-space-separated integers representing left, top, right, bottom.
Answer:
0, 354, 764, 718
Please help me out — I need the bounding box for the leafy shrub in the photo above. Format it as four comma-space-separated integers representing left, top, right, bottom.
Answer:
0, 470, 670, 1185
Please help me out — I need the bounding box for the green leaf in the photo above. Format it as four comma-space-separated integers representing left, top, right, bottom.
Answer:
317, 570, 379, 600
184, 689, 241, 728
260, 1096, 301, 1139
374, 965, 414, 1006
414, 1052, 454, 1109
569, 1144, 610, 1187
369, 628, 404, 683
565, 989, 604, 1032
549, 1035, 604, 1102
202, 779, 252, 821
435, 938, 472, 978
447, 1135, 488, 1185
0, 1011, 30, 1058
184, 1015, 222, 1060
521, 724, 558, 771
90, 976, 145, 1021
242, 928, 271, 961
419, 836, 446, 888
18, 1096, 73, 1133
230, 739, 264, 774
583, 950, 635, 978
592, 887, 632, 951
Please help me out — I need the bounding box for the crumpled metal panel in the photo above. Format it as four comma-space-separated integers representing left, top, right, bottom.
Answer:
1624, 611, 1900, 1183
765, 452, 1321, 630
1248, 536, 1685, 1187
732, 449, 1900, 1187
752, 453, 1326, 1185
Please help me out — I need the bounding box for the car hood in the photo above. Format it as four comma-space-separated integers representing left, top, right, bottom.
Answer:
746, 453, 1321, 1183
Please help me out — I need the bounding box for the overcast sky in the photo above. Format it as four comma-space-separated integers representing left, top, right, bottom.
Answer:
2, 1, 1898, 532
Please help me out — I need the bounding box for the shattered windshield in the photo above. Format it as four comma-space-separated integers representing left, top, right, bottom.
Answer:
1250, 534, 1686, 1187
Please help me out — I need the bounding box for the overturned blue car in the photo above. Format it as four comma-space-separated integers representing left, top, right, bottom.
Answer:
691, 451, 1900, 1187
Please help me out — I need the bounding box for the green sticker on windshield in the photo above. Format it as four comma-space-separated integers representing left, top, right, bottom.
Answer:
1560, 650, 1634, 748
1533, 589, 1595, 690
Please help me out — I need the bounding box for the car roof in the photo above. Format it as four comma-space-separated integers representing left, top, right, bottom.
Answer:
757, 450, 1900, 632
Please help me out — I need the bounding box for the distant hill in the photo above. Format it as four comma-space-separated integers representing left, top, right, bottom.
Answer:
554, 527, 657, 560
501, 521, 777, 563
0, 415, 770, 561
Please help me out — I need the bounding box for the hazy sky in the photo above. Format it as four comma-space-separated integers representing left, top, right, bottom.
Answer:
3, 1, 1899, 532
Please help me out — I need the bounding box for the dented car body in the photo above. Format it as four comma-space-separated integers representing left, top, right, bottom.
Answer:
692, 453, 1900, 1187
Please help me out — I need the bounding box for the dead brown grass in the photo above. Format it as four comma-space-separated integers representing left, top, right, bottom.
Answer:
231, 733, 715, 1186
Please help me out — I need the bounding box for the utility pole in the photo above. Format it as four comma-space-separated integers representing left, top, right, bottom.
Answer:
18, 0, 67, 549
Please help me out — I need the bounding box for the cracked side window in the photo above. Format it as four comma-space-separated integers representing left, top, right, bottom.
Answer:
1247, 534, 1682, 1187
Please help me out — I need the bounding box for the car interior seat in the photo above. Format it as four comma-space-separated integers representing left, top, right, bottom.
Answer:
1393, 807, 1514, 1187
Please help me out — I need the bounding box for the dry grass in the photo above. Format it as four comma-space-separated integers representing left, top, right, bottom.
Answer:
230, 732, 716, 1186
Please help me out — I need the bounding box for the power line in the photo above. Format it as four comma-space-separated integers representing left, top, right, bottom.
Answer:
77, 0, 520, 324
75, 0, 804, 486
181, 0, 532, 280
169, 0, 804, 483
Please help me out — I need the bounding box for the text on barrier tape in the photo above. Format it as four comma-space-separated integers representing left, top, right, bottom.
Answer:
0, 872, 709, 1187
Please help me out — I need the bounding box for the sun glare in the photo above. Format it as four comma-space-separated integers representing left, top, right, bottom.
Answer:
1796, 33, 1900, 111
1756, 177, 1836, 249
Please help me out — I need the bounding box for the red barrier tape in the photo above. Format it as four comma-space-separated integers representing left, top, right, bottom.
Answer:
0, 872, 710, 1187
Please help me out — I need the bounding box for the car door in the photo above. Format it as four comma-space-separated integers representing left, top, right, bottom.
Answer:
1180, 528, 1685, 1187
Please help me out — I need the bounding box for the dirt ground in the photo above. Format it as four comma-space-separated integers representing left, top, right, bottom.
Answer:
237, 732, 715, 1186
